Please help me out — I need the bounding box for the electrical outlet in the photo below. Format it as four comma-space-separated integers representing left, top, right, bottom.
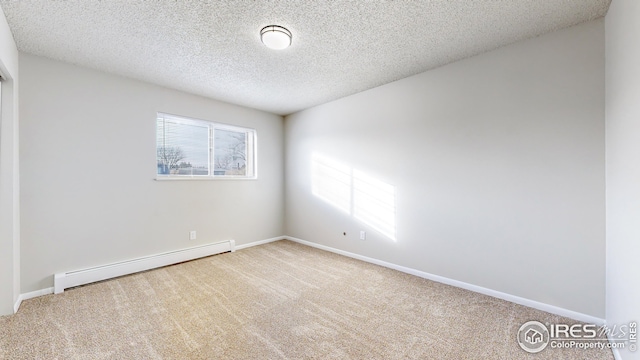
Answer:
189, 230, 197, 240
359, 231, 366, 240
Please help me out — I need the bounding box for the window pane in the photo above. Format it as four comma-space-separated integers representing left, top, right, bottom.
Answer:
157, 118, 210, 176
156, 113, 256, 179
214, 129, 247, 176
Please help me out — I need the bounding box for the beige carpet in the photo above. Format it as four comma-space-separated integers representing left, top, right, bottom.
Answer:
0, 240, 613, 359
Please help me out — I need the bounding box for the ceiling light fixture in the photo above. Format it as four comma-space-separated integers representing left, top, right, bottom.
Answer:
260, 25, 292, 50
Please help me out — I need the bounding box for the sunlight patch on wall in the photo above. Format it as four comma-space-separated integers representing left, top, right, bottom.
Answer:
311, 154, 352, 214
353, 170, 397, 241
311, 152, 397, 241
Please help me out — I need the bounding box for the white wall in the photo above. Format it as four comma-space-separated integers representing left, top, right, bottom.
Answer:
605, 1, 640, 359
285, 19, 605, 317
19, 54, 284, 293
0, 6, 19, 316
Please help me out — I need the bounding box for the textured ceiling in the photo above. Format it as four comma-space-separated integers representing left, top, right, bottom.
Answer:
1, 0, 611, 115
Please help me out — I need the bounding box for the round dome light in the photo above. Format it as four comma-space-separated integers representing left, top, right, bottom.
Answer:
260, 25, 292, 50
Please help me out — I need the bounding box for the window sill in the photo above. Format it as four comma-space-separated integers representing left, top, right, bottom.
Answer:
155, 176, 257, 181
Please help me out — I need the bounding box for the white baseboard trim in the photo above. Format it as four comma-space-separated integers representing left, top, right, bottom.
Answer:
604, 323, 624, 360
611, 349, 622, 360
15, 237, 284, 306
14, 287, 54, 313
608, 336, 623, 360
54, 240, 235, 294
284, 236, 605, 325
234, 236, 284, 251
13, 297, 20, 314
17, 235, 606, 329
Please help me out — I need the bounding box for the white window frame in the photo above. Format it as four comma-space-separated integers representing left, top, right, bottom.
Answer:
156, 113, 257, 180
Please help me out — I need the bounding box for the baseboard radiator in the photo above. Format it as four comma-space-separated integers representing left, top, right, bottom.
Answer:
54, 240, 235, 294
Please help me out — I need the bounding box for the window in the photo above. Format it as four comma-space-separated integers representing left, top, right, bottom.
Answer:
156, 113, 256, 179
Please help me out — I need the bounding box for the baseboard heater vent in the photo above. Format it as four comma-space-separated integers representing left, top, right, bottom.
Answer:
54, 240, 235, 294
